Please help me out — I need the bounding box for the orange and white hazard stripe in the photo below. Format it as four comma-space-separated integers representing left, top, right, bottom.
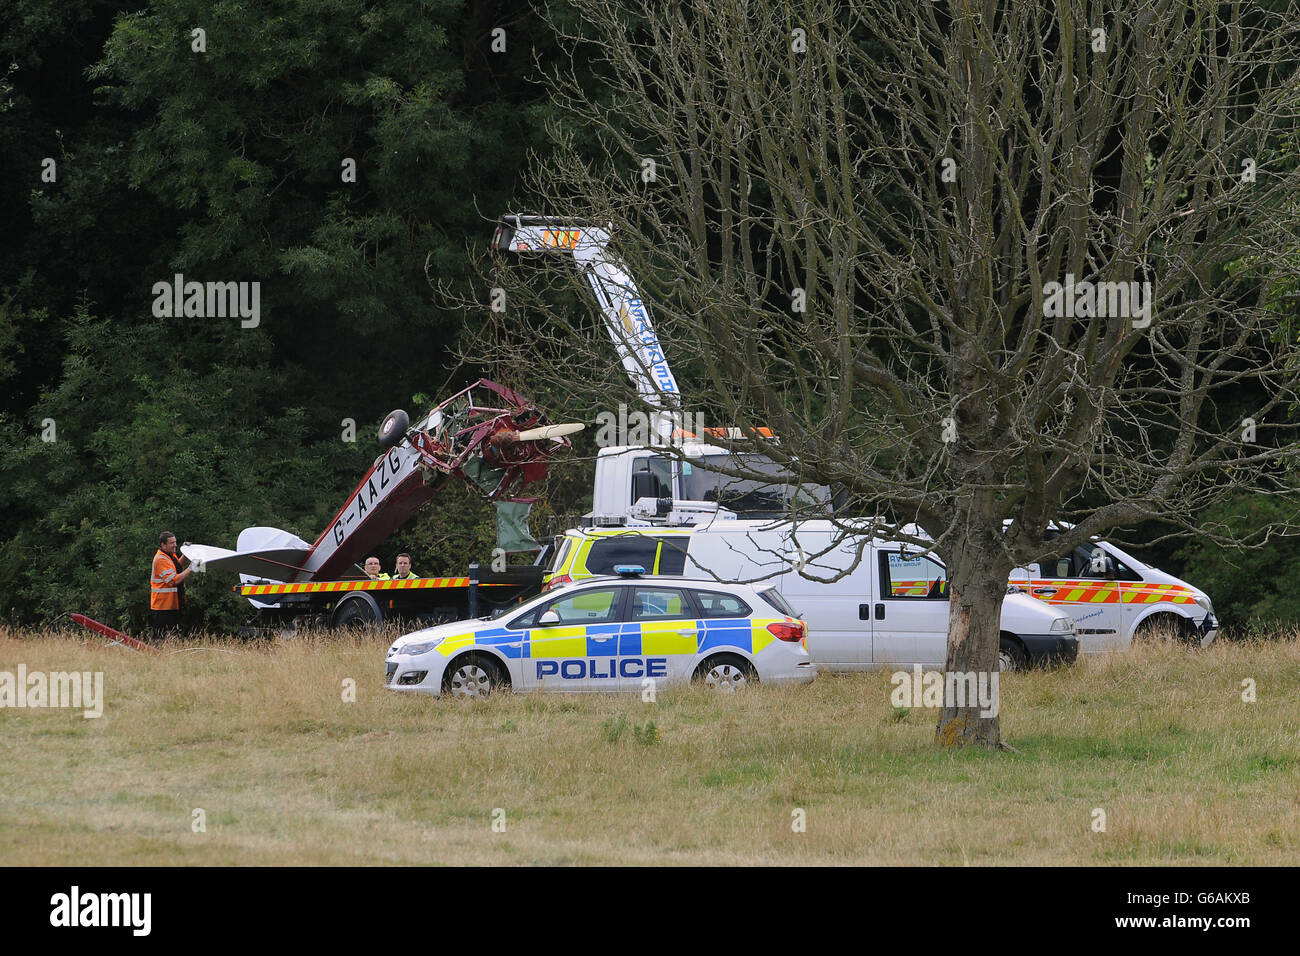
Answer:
238, 577, 507, 597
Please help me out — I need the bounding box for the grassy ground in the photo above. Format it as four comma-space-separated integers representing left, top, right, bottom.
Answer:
2, 626, 1297, 865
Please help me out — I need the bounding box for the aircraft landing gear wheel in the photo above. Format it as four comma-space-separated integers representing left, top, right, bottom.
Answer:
378, 409, 410, 450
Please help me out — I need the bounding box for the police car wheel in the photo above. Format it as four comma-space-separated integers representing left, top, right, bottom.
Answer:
695, 654, 757, 692
444, 653, 506, 699
998, 638, 1027, 672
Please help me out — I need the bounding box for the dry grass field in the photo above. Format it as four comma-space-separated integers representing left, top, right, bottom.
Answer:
2, 626, 1298, 865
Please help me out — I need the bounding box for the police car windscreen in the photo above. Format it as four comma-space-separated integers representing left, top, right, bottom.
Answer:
682, 454, 830, 516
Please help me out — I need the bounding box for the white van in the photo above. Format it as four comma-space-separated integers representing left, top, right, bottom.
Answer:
548, 521, 1078, 671
1007, 528, 1218, 651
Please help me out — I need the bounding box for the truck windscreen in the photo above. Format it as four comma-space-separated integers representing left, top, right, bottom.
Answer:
681, 454, 830, 517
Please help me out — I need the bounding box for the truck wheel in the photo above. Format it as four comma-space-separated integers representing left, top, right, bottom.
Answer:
443, 653, 507, 699
998, 637, 1028, 672
377, 409, 410, 450
694, 653, 757, 691
331, 596, 380, 630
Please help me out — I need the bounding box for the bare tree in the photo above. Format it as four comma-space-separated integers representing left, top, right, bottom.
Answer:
458, 0, 1300, 748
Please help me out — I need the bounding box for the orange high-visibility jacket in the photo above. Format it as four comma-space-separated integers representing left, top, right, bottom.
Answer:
150, 549, 180, 610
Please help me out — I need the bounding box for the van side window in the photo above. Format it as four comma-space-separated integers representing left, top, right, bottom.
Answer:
1055, 545, 1140, 581
692, 590, 753, 618
656, 537, 688, 574
550, 538, 573, 573
585, 537, 661, 575
880, 551, 948, 600
585, 535, 688, 576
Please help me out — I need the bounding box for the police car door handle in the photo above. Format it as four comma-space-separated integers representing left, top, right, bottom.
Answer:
1033, 587, 1058, 596
591, 635, 614, 643
679, 629, 698, 636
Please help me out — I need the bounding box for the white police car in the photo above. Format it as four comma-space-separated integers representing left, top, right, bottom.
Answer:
384, 568, 817, 698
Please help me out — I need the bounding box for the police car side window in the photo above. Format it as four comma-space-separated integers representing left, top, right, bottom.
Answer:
630, 587, 688, 620
693, 590, 753, 618
548, 589, 621, 624
511, 588, 621, 627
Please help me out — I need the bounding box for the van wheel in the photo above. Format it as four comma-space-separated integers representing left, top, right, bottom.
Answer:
443, 653, 508, 699
998, 637, 1027, 672
694, 654, 757, 691
1135, 614, 1197, 646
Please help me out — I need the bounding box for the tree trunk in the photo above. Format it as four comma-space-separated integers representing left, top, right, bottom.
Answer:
935, 541, 1011, 750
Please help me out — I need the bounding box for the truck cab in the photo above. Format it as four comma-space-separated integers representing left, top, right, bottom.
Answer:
590, 444, 832, 525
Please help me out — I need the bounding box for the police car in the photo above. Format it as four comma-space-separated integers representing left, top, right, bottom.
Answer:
384, 568, 817, 698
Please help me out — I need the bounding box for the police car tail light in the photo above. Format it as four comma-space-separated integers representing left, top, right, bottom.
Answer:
767, 622, 805, 643
545, 574, 572, 591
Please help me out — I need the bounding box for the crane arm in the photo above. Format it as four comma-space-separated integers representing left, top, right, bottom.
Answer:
492, 215, 681, 437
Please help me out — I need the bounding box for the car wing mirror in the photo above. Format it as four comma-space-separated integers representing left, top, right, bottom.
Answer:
538, 610, 561, 626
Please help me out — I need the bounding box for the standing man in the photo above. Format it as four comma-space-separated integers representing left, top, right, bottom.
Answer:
151, 532, 194, 635
364, 556, 389, 580
392, 553, 418, 580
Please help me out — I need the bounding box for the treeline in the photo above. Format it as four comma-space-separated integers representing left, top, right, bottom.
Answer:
0, 0, 600, 629
1, 0, 1297, 633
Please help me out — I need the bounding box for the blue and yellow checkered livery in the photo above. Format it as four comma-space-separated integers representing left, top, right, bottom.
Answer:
435, 618, 786, 658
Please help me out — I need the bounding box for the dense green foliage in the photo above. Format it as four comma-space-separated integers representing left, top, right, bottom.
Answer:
1, 0, 1297, 634
1, 0, 591, 629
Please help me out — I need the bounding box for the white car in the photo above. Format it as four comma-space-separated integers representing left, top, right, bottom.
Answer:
385, 570, 817, 698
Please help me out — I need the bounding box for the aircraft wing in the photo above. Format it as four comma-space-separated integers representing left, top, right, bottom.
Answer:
180, 544, 310, 580
182, 528, 312, 582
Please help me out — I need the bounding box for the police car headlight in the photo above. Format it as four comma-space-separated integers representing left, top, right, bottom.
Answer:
1049, 616, 1074, 633
398, 639, 443, 657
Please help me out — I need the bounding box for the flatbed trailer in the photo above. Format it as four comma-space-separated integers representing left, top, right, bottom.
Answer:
234, 564, 548, 634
